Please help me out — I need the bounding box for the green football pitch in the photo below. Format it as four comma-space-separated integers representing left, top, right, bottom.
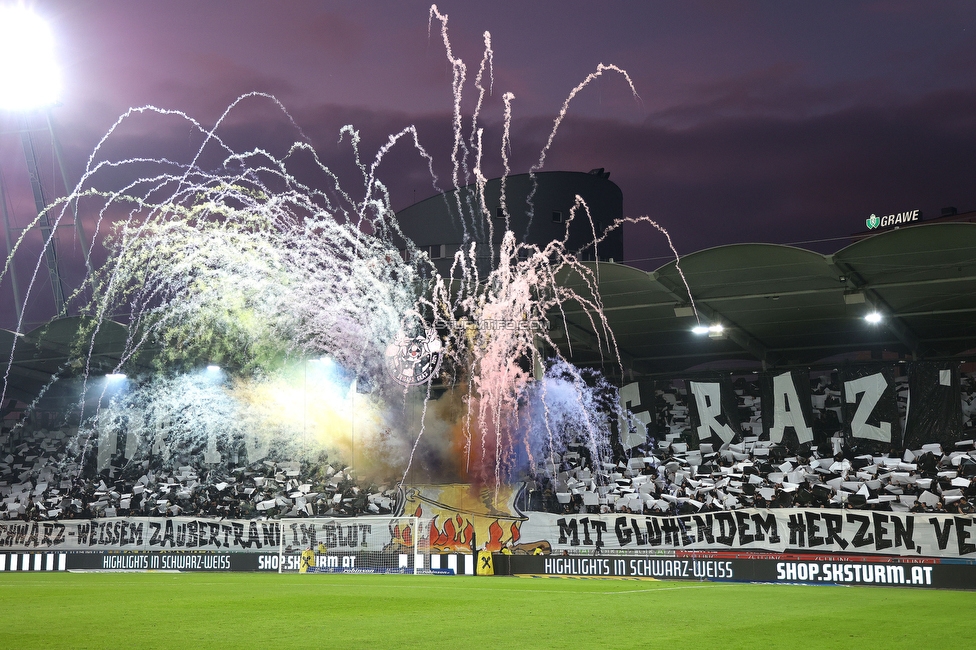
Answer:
0, 572, 972, 649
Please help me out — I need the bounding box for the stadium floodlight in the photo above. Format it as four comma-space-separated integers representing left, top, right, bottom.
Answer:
692, 324, 724, 335
864, 311, 882, 324
206, 364, 221, 372
0, 5, 61, 111
105, 373, 126, 381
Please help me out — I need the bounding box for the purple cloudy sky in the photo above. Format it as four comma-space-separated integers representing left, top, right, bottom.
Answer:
2, 1, 976, 327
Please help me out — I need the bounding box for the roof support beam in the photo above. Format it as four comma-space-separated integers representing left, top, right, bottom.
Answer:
5, 363, 53, 383
557, 318, 650, 377
690, 302, 774, 369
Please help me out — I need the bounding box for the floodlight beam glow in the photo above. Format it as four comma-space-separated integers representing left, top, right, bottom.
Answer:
0, 5, 61, 111
692, 324, 724, 335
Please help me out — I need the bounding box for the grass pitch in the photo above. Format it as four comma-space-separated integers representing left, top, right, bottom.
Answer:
0, 572, 972, 648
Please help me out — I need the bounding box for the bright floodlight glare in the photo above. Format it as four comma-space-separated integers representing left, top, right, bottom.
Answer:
0, 5, 61, 111
105, 373, 126, 380
206, 365, 221, 372
865, 311, 882, 324
693, 324, 724, 335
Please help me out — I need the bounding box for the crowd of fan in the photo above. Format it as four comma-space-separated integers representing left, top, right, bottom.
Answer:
526, 372, 976, 517
0, 424, 399, 522
530, 435, 976, 516
4, 381, 976, 521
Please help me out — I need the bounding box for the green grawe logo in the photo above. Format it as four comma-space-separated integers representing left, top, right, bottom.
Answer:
866, 214, 880, 229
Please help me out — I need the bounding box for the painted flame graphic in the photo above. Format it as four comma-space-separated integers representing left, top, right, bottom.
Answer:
403, 484, 549, 554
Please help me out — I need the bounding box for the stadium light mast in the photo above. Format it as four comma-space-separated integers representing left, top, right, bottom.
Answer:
0, 3, 88, 320
0, 171, 22, 322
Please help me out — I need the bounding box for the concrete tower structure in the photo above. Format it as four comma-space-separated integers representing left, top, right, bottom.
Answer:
394, 169, 624, 277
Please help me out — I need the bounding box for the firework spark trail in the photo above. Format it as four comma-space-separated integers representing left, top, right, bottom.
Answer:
444, 243, 482, 476
74, 166, 294, 423
171, 91, 311, 195
398, 379, 436, 488
524, 63, 642, 238
75, 98, 288, 257
427, 7, 502, 255
82, 152, 617, 488
0, 150, 148, 408
471, 126, 490, 245
338, 124, 369, 192
494, 91, 516, 271
560, 194, 605, 284
429, 6, 469, 234
447, 30, 496, 246
601, 216, 700, 324
465, 31, 494, 243
57, 111, 428, 435
532, 63, 641, 175
533, 370, 551, 477
73, 104, 336, 251
0, 192, 78, 410
284, 140, 361, 219
470, 31, 495, 139
362, 126, 441, 228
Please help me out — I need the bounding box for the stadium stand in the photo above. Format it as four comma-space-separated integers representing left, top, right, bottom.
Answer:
0, 421, 398, 521
3, 372, 976, 521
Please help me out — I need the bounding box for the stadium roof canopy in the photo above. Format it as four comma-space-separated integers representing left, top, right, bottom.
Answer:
0, 317, 133, 404
4, 223, 976, 403
553, 222, 976, 377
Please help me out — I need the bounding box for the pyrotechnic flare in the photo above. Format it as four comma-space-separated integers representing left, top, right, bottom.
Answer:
0, 5, 695, 503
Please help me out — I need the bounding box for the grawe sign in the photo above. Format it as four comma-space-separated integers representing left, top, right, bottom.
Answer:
866, 209, 920, 230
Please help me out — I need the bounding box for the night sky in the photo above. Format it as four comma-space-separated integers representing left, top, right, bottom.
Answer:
2, 1, 976, 327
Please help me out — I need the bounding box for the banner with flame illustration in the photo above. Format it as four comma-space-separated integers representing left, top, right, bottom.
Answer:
402, 484, 549, 554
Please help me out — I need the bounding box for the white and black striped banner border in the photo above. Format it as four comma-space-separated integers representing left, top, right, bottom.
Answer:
430, 553, 474, 575
0, 553, 66, 571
